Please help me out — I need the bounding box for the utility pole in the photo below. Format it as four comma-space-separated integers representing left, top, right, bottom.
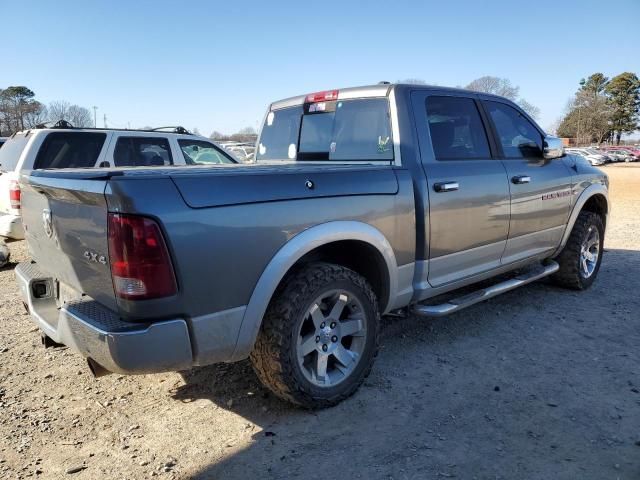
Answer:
92, 106, 98, 128
103, 114, 108, 128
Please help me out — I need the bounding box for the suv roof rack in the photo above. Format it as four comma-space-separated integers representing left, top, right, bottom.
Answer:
27, 124, 195, 135
150, 126, 192, 135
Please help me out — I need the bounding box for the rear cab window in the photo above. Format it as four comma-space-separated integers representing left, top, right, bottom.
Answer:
257, 97, 393, 162
34, 132, 107, 169
113, 137, 173, 167
0, 132, 33, 172
425, 96, 491, 160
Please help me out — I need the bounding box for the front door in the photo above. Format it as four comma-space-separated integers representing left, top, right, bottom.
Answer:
412, 92, 510, 287
481, 100, 573, 264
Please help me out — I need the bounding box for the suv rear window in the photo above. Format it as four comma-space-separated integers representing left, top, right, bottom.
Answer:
257, 98, 393, 162
0, 133, 31, 172
113, 137, 173, 167
34, 132, 107, 169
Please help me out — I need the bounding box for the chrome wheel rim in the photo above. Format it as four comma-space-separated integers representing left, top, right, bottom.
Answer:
580, 226, 600, 278
296, 289, 367, 387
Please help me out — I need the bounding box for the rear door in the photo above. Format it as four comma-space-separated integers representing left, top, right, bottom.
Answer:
481, 100, 572, 264
412, 91, 510, 287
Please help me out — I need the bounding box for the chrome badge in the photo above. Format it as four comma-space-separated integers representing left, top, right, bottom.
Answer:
42, 209, 53, 238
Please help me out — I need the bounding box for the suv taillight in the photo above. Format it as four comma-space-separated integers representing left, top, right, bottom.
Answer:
107, 213, 177, 300
9, 180, 20, 210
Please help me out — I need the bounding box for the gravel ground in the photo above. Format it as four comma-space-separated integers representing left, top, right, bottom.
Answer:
1, 164, 639, 480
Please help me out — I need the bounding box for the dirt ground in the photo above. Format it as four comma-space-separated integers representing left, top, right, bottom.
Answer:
1, 164, 639, 480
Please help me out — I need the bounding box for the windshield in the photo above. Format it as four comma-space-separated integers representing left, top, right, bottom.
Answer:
0, 132, 31, 172
257, 98, 393, 162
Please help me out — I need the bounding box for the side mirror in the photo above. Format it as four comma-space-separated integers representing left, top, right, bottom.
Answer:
543, 135, 564, 160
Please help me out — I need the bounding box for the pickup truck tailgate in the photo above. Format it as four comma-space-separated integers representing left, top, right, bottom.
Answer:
21, 174, 116, 311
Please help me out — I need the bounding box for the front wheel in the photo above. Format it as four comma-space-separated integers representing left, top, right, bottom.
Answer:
552, 211, 604, 290
250, 262, 380, 408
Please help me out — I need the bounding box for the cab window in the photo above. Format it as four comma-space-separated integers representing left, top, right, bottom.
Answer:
484, 101, 543, 158
425, 96, 491, 160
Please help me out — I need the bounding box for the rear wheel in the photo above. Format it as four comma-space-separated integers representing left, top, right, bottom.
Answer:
250, 263, 380, 408
552, 211, 604, 290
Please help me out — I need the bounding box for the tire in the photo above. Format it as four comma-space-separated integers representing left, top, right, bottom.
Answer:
250, 262, 380, 409
552, 211, 604, 290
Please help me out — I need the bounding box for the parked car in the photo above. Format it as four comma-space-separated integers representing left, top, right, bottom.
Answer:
600, 148, 632, 162
565, 148, 606, 166
16, 84, 608, 408
0, 137, 7, 149
0, 126, 235, 239
605, 146, 640, 161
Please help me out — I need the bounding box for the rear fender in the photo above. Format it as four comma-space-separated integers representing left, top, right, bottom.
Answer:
230, 221, 399, 361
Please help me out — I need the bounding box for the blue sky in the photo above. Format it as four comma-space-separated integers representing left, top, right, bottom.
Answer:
3, 0, 639, 136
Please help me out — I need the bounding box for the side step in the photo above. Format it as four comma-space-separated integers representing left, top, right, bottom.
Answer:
412, 261, 559, 318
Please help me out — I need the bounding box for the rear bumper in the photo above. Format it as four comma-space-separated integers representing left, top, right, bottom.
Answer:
0, 212, 24, 239
15, 261, 194, 374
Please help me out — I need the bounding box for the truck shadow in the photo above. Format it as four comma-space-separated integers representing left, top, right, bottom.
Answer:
173, 248, 640, 479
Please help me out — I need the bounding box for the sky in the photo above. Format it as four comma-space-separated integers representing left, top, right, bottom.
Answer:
2, 0, 639, 137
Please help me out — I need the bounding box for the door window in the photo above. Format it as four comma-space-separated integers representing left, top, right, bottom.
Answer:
425, 96, 491, 160
485, 101, 543, 158
113, 137, 173, 166
177, 139, 236, 165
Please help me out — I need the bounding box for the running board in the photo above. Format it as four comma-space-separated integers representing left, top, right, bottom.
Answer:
412, 261, 559, 318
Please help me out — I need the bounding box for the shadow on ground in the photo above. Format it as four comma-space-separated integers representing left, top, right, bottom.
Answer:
172, 249, 640, 480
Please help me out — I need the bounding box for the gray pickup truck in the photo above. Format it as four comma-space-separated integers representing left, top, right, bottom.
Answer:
16, 84, 608, 408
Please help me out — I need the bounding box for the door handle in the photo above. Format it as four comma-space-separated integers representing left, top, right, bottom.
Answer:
511, 175, 531, 185
433, 181, 459, 193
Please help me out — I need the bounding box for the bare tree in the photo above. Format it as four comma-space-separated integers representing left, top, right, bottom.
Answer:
48, 100, 71, 122
66, 105, 93, 128
48, 101, 93, 127
466, 76, 540, 119
466, 76, 519, 100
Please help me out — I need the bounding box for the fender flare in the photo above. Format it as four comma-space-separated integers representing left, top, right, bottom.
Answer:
553, 183, 609, 257
230, 221, 399, 361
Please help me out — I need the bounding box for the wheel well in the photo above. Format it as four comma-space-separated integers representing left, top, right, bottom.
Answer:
284, 240, 391, 312
582, 194, 608, 227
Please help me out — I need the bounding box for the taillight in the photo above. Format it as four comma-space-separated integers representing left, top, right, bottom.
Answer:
107, 213, 177, 300
305, 89, 339, 103
9, 180, 20, 210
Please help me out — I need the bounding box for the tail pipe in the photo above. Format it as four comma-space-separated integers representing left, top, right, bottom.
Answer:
87, 358, 112, 378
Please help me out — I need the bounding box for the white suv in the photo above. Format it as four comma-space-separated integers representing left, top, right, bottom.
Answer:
0, 126, 236, 239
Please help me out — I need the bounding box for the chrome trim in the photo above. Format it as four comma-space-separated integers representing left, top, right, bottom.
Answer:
511, 175, 531, 184
413, 261, 559, 317
543, 135, 564, 160
434, 181, 459, 192
389, 86, 402, 167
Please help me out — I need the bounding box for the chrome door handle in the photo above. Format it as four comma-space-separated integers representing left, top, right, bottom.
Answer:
511, 175, 531, 184
434, 181, 459, 193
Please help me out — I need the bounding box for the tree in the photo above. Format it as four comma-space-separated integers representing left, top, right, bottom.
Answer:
48, 100, 93, 127
209, 131, 227, 140
557, 73, 614, 145
465, 76, 540, 119
0, 86, 43, 133
605, 72, 640, 144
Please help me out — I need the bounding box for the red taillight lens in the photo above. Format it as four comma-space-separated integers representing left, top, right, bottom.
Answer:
305, 89, 339, 103
107, 213, 177, 300
9, 180, 20, 210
